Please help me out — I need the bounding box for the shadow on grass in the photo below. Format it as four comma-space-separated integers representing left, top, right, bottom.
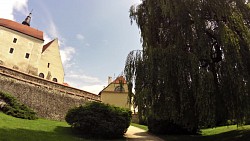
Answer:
0, 126, 127, 141
0, 126, 81, 141
160, 129, 250, 141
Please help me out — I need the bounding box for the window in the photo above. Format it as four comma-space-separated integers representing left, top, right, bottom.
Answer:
25, 53, 30, 59
47, 63, 50, 68
52, 78, 58, 82
114, 86, 125, 92
13, 38, 17, 43
39, 73, 44, 78
9, 48, 14, 54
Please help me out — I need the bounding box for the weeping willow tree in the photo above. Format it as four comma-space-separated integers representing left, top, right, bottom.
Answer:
125, 0, 250, 134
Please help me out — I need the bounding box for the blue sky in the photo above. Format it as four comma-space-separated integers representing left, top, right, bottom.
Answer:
0, 0, 142, 94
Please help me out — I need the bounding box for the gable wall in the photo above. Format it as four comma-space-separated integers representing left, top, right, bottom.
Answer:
100, 82, 130, 109
38, 39, 64, 83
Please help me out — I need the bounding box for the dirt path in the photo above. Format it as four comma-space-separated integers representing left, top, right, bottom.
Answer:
124, 126, 164, 141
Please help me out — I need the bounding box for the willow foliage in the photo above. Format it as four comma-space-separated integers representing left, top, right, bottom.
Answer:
125, 0, 250, 133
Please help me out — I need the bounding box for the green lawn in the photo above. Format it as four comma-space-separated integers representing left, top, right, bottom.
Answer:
1, 112, 250, 141
130, 123, 148, 131
0, 112, 125, 141
132, 122, 250, 141
0, 112, 84, 141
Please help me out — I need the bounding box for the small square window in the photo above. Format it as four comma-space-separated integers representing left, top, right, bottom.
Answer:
13, 38, 17, 43
9, 48, 14, 53
25, 53, 30, 59
47, 63, 50, 68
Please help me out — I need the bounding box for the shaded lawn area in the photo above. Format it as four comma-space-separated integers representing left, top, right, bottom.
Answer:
0, 112, 125, 141
132, 122, 250, 141
161, 125, 250, 141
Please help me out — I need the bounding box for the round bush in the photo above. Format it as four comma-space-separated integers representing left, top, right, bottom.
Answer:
65, 102, 132, 139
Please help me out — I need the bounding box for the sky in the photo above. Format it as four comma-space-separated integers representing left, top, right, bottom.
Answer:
0, 0, 142, 94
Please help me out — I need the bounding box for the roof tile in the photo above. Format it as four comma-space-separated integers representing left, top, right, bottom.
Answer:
42, 39, 55, 53
0, 18, 44, 41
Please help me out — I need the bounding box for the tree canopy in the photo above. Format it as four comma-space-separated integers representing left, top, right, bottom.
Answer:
125, 0, 250, 134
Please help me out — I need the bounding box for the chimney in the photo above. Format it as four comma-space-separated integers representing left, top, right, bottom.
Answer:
108, 76, 112, 84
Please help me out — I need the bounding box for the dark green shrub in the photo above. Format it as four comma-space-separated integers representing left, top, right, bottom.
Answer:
65, 102, 132, 139
0, 91, 37, 120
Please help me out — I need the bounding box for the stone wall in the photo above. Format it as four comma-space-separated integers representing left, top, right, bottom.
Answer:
0, 65, 100, 120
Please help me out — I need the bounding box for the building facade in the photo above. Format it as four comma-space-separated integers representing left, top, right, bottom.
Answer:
99, 76, 131, 109
0, 14, 64, 83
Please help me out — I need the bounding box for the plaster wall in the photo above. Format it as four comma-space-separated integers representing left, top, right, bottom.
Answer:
0, 26, 43, 75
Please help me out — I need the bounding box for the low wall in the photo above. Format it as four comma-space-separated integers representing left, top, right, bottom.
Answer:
0, 65, 100, 120
0, 65, 100, 101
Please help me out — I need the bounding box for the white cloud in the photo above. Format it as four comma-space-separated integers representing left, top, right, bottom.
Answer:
81, 85, 106, 95
40, 6, 61, 40
66, 73, 101, 84
76, 34, 85, 40
44, 33, 53, 44
0, 0, 29, 20
130, 0, 142, 5
60, 47, 76, 66
64, 71, 105, 94
47, 19, 60, 38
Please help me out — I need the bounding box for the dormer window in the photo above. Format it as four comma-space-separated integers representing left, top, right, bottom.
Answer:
114, 86, 125, 92
13, 38, 17, 43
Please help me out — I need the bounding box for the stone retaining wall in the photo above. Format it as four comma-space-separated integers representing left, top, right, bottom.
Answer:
0, 65, 100, 120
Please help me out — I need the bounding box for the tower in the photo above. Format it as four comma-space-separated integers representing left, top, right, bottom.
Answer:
22, 12, 32, 26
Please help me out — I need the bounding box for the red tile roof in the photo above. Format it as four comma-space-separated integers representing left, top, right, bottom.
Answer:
113, 76, 127, 84
42, 39, 55, 53
98, 76, 127, 95
0, 18, 44, 41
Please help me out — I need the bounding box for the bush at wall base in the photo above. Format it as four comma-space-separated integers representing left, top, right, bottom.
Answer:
0, 91, 37, 120
65, 102, 132, 139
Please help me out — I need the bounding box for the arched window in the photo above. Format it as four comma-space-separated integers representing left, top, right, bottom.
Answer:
39, 73, 44, 78
52, 78, 58, 82
114, 86, 125, 92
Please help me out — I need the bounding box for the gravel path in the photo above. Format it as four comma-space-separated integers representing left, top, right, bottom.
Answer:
124, 126, 164, 141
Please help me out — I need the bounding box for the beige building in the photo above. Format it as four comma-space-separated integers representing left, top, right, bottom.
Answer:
0, 13, 64, 83
99, 76, 131, 109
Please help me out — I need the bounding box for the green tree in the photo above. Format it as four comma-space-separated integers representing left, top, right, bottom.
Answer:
125, 0, 250, 134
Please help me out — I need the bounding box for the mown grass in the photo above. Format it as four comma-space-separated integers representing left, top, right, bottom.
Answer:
130, 123, 148, 131
0, 112, 84, 141
1, 112, 250, 141
0, 112, 125, 141
132, 122, 250, 141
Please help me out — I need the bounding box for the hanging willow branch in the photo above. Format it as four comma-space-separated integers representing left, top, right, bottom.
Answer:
124, 50, 143, 111
125, 0, 250, 133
